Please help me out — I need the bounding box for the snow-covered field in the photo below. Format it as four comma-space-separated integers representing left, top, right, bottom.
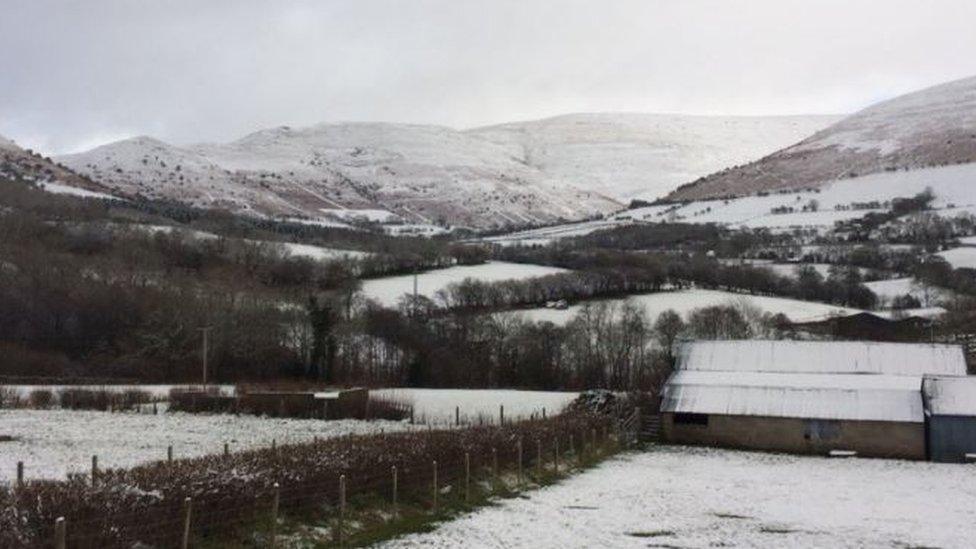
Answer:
384, 446, 976, 549
938, 246, 976, 269
360, 261, 569, 307
377, 388, 577, 425
0, 388, 576, 481
0, 410, 413, 482
864, 277, 949, 306
504, 289, 860, 326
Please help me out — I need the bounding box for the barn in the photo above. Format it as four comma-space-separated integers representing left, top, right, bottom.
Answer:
660, 340, 968, 460
922, 376, 976, 463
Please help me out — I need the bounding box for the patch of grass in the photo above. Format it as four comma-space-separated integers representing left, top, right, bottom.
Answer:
712, 512, 751, 519
759, 525, 798, 534
625, 529, 675, 538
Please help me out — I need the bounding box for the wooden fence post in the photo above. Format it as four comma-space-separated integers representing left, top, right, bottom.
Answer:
553, 438, 559, 474
338, 474, 346, 546
517, 439, 523, 486
536, 439, 542, 477
455, 406, 460, 426
16, 461, 23, 488
91, 455, 98, 486
392, 466, 398, 519
270, 482, 280, 549
432, 460, 438, 513
224, 442, 229, 457
167, 445, 173, 463
499, 405, 504, 425
54, 517, 66, 549
465, 452, 471, 502
492, 447, 498, 489
542, 407, 546, 420
181, 497, 192, 549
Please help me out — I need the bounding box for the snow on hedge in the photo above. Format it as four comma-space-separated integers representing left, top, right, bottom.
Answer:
382, 446, 976, 548
361, 261, 569, 307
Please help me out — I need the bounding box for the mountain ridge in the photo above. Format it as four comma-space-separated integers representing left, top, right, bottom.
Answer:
667, 75, 976, 201
54, 113, 836, 229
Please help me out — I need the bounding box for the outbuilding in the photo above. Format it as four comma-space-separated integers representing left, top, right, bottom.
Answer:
660, 340, 968, 460
922, 376, 976, 463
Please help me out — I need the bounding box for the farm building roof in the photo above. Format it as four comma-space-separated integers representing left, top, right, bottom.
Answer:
661, 370, 924, 422
677, 340, 966, 377
922, 376, 976, 416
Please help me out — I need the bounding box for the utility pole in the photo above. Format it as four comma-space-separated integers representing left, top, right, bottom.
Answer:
199, 326, 212, 385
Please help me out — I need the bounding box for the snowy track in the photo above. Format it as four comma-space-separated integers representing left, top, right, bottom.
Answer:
383, 446, 976, 548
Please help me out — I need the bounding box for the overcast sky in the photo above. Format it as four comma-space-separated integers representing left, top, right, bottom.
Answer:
2, 0, 975, 154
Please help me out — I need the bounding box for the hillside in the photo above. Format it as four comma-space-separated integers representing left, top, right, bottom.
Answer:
57, 124, 621, 231
53, 114, 836, 230
0, 133, 114, 197
469, 113, 838, 202
668, 75, 976, 201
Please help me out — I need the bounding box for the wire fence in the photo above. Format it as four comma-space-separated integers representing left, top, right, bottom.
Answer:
1, 413, 620, 548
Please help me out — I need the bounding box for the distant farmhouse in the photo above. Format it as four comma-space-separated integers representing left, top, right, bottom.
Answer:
660, 340, 975, 462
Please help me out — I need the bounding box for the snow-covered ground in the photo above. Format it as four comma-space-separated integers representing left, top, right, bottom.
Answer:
0, 387, 575, 481
376, 388, 577, 425
38, 181, 120, 201
864, 277, 949, 307
0, 409, 413, 482
360, 261, 569, 307
122, 223, 369, 261
384, 446, 976, 549
504, 289, 860, 326
485, 163, 976, 244
938, 246, 976, 269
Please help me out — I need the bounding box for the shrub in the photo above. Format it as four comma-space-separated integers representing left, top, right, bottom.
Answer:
28, 389, 55, 409
57, 388, 153, 411
364, 394, 413, 421
0, 386, 22, 408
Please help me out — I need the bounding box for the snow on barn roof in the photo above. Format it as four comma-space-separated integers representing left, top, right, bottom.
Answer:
922, 376, 976, 416
677, 340, 966, 377
662, 370, 925, 422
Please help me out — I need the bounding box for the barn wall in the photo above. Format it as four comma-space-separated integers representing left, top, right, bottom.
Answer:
661, 413, 925, 460
927, 415, 976, 463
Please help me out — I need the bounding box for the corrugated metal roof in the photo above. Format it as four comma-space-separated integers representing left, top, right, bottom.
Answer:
677, 340, 966, 376
662, 370, 924, 422
923, 376, 976, 416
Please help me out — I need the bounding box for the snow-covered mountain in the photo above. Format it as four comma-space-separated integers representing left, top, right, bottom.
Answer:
669, 75, 976, 201
55, 114, 836, 230
469, 113, 838, 202
57, 124, 620, 230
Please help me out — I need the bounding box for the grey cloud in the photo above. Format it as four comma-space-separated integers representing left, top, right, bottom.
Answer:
2, 0, 975, 154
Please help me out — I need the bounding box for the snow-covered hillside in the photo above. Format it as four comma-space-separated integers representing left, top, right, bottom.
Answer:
669, 75, 976, 201
56, 123, 621, 231
488, 162, 976, 244
470, 113, 837, 202
0, 133, 114, 196
52, 113, 837, 231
